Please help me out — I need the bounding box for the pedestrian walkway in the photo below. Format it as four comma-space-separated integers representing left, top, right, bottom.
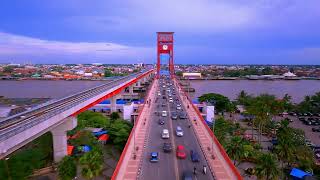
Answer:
174, 79, 242, 180
112, 79, 158, 180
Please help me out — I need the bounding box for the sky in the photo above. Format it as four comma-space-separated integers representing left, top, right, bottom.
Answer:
0, 0, 320, 65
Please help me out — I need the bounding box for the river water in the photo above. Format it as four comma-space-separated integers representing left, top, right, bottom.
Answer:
190, 80, 320, 103
0, 80, 106, 99
0, 80, 320, 103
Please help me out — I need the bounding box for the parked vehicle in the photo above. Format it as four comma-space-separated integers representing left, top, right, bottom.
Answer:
312, 127, 320, 132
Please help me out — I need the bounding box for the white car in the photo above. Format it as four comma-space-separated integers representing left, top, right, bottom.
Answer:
162, 111, 168, 117
176, 126, 183, 137
162, 129, 170, 139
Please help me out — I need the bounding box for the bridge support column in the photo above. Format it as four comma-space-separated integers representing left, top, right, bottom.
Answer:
129, 85, 134, 94
110, 95, 118, 113
51, 116, 77, 162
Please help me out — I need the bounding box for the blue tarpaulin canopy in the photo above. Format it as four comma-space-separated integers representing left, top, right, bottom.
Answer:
192, 99, 200, 104
93, 130, 108, 137
290, 168, 312, 179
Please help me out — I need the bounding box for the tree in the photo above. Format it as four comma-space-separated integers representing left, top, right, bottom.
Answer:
175, 71, 183, 77
225, 136, 245, 166
255, 153, 279, 180
110, 112, 120, 120
198, 93, 234, 112
77, 111, 110, 130
79, 149, 103, 179
247, 94, 284, 144
109, 119, 132, 149
236, 90, 253, 106
261, 67, 274, 75
104, 69, 113, 77
58, 156, 77, 180
3, 66, 14, 73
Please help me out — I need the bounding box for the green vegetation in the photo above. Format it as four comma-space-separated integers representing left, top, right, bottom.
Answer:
58, 156, 77, 180
104, 69, 129, 77
255, 153, 280, 180
296, 92, 320, 113
79, 148, 104, 179
110, 112, 120, 120
76, 111, 132, 150
0, 132, 53, 180
210, 91, 320, 178
225, 136, 245, 166
175, 71, 183, 76
3, 66, 15, 73
198, 93, 235, 112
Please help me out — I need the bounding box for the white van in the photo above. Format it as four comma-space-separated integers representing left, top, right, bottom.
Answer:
162, 129, 169, 139
162, 111, 168, 117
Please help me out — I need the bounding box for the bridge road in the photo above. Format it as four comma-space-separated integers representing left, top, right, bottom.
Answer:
140, 77, 214, 180
139, 82, 177, 180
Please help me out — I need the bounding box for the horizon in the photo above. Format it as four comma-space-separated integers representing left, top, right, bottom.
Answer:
1, 1, 320, 64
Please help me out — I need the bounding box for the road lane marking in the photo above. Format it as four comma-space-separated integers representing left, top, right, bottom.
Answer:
166, 83, 180, 180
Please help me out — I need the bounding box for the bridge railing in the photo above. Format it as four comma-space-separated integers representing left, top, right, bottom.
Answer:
175, 77, 243, 180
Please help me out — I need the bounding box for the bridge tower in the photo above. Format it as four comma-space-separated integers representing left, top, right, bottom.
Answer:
156, 32, 174, 78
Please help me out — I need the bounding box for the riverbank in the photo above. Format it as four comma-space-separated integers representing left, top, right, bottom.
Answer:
179, 76, 320, 80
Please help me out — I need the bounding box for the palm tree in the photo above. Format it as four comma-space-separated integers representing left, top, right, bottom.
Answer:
255, 153, 280, 180
225, 136, 245, 166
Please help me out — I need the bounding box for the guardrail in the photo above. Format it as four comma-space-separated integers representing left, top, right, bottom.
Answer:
175, 77, 243, 180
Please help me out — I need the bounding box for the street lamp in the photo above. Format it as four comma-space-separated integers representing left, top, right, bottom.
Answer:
5, 157, 11, 180
133, 114, 136, 159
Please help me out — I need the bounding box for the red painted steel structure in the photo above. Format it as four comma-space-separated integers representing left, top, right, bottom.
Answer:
157, 32, 174, 78
71, 69, 154, 116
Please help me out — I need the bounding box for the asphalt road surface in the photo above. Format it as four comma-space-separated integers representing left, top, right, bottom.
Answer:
139, 77, 214, 180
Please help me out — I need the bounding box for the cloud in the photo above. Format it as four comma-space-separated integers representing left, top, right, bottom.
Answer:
0, 32, 153, 63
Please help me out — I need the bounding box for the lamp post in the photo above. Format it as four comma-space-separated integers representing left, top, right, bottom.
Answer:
5, 157, 11, 180
133, 114, 136, 158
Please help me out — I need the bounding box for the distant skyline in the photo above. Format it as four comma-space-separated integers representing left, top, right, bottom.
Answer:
1, 1, 320, 65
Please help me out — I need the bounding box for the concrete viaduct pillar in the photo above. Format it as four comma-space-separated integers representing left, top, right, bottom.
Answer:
51, 116, 77, 162
129, 85, 134, 94
110, 95, 119, 113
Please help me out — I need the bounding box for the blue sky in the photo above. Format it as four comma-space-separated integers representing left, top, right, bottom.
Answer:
0, 0, 320, 64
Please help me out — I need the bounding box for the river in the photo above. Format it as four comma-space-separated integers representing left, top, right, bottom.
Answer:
0, 80, 320, 103
190, 80, 320, 103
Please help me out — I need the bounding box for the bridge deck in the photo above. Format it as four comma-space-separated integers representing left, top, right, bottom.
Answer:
112, 77, 242, 180
112, 79, 158, 180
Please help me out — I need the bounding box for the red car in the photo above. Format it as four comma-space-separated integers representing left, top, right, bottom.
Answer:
176, 145, 187, 159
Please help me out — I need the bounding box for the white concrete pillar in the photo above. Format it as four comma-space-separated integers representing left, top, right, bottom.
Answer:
110, 95, 117, 112
123, 102, 134, 120
205, 105, 215, 124
51, 116, 77, 162
129, 85, 134, 94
